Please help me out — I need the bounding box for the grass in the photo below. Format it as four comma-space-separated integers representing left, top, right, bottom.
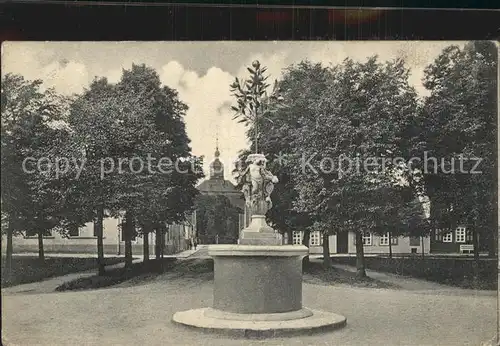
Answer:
169, 258, 214, 279
56, 258, 398, 292
331, 256, 497, 290
303, 261, 399, 289
56, 258, 178, 291
1, 256, 124, 288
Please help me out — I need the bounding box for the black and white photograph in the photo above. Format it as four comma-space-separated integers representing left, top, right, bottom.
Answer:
1, 40, 497, 345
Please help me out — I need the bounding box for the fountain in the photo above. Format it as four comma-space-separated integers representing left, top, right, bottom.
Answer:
172, 61, 346, 337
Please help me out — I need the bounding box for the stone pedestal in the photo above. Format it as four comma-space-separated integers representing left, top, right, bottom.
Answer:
211, 245, 305, 314
172, 244, 347, 337
239, 216, 282, 245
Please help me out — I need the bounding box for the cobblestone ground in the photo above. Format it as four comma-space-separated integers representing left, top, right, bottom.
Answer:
2, 271, 495, 346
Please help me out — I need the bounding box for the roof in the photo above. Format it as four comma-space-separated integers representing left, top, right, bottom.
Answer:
197, 178, 242, 195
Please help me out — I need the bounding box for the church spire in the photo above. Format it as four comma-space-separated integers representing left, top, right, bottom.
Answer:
215, 134, 220, 158
210, 134, 223, 180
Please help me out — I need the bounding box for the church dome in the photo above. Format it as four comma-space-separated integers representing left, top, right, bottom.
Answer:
209, 146, 224, 180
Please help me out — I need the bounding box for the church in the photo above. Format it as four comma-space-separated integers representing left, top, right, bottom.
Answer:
195, 143, 247, 243
196, 143, 245, 211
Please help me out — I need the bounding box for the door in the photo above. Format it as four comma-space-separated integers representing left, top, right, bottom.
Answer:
336, 232, 348, 253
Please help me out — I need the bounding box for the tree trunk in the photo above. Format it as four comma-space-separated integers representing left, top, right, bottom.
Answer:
142, 224, 150, 262
421, 236, 425, 259
302, 229, 310, 269
388, 231, 393, 259
124, 210, 134, 269
160, 227, 165, 259
355, 231, 366, 278
472, 227, 480, 286
4, 218, 14, 283
95, 205, 105, 276
488, 229, 496, 258
322, 232, 332, 269
37, 228, 45, 262
287, 229, 293, 244
155, 227, 161, 260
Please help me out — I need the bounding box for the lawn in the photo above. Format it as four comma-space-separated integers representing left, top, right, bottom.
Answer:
331, 255, 497, 290
303, 261, 399, 289
56, 258, 178, 291
57, 258, 395, 291
1, 256, 124, 288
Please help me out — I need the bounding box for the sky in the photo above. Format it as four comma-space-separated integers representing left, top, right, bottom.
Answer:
1, 41, 465, 183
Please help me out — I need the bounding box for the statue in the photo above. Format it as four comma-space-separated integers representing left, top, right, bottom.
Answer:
229, 60, 283, 244
236, 153, 278, 217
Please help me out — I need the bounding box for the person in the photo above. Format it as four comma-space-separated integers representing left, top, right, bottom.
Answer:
193, 238, 197, 250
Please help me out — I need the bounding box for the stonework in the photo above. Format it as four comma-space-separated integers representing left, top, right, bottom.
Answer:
234, 153, 281, 245
172, 244, 347, 337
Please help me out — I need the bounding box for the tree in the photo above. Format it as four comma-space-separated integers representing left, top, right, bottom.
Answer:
372, 186, 430, 259
289, 56, 420, 278
230, 60, 284, 154
195, 194, 241, 244
231, 61, 329, 267
115, 64, 203, 265
1, 74, 70, 265
68, 77, 153, 273
413, 41, 497, 281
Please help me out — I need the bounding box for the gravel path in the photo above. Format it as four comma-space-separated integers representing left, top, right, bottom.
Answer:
2, 271, 495, 346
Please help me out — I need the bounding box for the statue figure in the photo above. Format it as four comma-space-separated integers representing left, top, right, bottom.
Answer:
235, 154, 278, 216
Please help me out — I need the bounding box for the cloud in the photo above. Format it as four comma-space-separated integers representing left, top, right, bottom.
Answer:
159, 61, 248, 180
2, 41, 460, 183
106, 68, 123, 84
307, 41, 467, 97
236, 51, 289, 88
40, 61, 89, 95
2, 42, 89, 95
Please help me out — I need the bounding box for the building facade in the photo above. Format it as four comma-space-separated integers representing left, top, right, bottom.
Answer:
430, 226, 483, 254
287, 230, 431, 255
3, 214, 195, 256
196, 144, 246, 244
196, 144, 245, 211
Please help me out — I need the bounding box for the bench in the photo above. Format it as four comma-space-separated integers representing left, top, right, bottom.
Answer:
459, 244, 474, 254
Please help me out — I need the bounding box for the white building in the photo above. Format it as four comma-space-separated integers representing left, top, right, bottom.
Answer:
3, 214, 195, 256
283, 230, 430, 255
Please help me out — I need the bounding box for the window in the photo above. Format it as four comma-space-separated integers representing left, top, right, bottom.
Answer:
166, 225, 172, 243
442, 232, 453, 243
309, 231, 321, 246
362, 232, 372, 246
434, 229, 442, 241
292, 231, 302, 245
380, 233, 389, 246
379, 233, 397, 246
68, 225, 80, 237
455, 227, 466, 243
466, 229, 473, 242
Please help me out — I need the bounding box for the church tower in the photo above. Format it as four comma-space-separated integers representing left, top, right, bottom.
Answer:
196, 138, 247, 243
209, 138, 224, 180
